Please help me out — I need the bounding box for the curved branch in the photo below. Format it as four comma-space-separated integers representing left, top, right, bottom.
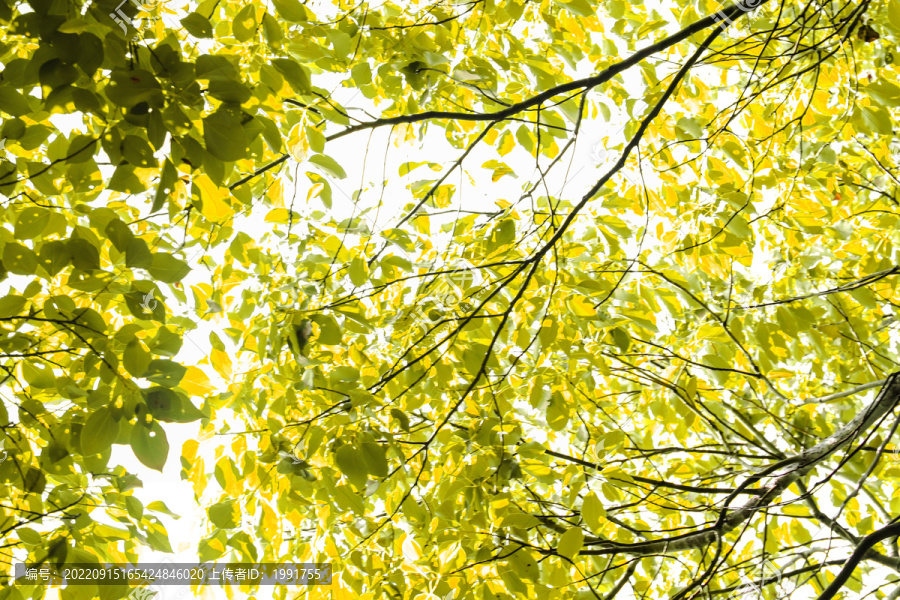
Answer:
578, 373, 900, 557
229, 0, 764, 190
815, 520, 900, 600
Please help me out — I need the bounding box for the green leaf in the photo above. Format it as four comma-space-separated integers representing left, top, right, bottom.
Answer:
208, 500, 240, 528
105, 218, 134, 252
199, 531, 227, 561
81, 407, 120, 457
0, 295, 26, 318
22, 362, 56, 388
130, 421, 169, 472
39, 59, 78, 89
306, 126, 325, 153
351, 63, 372, 86
2, 117, 25, 140
607, 0, 625, 18
144, 360, 188, 387
17, 527, 43, 546
148, 327, 183, 357
676, 116, 702, 138
144, 386, 203, 423
507, 549, 540, 583
15, 207, 48, 239
152, 159, 177, 213
38, 240, 70, 276
124, 289, 165, 321
203, 109, 248, 162
611, 327, 631, 352
105, 70, 163, 108
126, 238, 153, 269
181, 12, 214, 38
501, 511, 541, 529
860, 105, 893, 134
308, 154, 347, 179
121, 135, 157, 168
145, 525, 173, 553
864, 80, 900, 106
390, 408, 410, 432
557, 527, 584, 560
271, 58, 311, 94
349, 257, 368, 286
546, 393, 570, 431
124, 339, 151, 377
582, 492, 606, 533
890, 0, 900, 31
360, 442, 388, 478
208, 80, 252, 104
553, 0, 595, 17
23, 468, 46, 494
147, 252, 190, 283
147, 500, 180, 518
58, 18, 90, 33
108, 164, 147, 194
0, 86, 32, 116
196, 55, 241, 81
262, 13, 283, 44
492, 219, 516, 246
335, 444, 368, 488
3, 243, 37, 275
232, 4, 258, 42
144, 387, 179, 421
272, 0, 308, 22
67, 237, 101, 270
125, 496, 143, 520
310, 314, 342, 345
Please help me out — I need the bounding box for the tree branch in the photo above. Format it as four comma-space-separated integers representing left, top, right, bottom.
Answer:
805, 378, 889, 404
816, 520, 900, 600
228, 0, 765, 191
577, 373, 900, 557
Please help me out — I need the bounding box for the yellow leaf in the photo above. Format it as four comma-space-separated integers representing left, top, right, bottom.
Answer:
768, 370, 794, 380
307, 182, 324, 203
93, 524, 130, 540
265, 208, 290, 223
438, 542, 463, 567
498, 130, 515, 156
402, 535, 422, 562
288, 124, 309, 161
180, 366, 215, 396
215, 456, 241, 497
782, 505, 811, 517
568, 295, 597, 317
669, 464, 694, 478
194, 174, 233, 222
183, 439, 199, 462
210, 348, 233, 380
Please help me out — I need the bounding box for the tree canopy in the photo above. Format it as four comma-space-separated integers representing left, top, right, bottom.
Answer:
3, 0, 900, 598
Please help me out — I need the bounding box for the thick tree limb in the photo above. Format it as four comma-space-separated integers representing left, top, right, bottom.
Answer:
806, 378, 888, 404
228, 0, 766, 190
795, 484, 900, 572
320, 2, 759, 142
577, 373, 900, 557
815, 520, 900, 600
602, 560, 638, 600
